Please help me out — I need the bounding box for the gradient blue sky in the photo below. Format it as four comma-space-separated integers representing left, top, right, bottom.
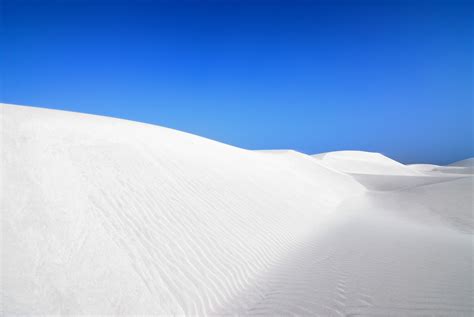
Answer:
2, 0, 472, 164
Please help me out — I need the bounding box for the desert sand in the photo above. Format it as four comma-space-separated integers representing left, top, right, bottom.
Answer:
2, 104, 473, 316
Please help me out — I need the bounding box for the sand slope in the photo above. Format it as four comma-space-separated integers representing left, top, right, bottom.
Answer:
450, 158, 474, 167
2, 104, 473, 316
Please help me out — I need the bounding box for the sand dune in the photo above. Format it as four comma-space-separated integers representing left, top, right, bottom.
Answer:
312, 150, 422, 176
410, 163, 474, 175
450, 158, 474, 167
2, 104, 473, 316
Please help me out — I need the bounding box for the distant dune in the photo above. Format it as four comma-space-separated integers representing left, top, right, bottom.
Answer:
312, 150, 422, 175
410, 160, 474, 175
2, 104, 473, 316
450, 158, 474, 167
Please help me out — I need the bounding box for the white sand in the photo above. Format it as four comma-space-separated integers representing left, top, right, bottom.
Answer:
450, 158, 474, 167
313, 150, 422, 176
2, 104, 473, 316
410, 162, 474, 176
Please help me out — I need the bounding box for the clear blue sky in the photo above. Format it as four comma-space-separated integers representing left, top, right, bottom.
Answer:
2, 0, 472, 164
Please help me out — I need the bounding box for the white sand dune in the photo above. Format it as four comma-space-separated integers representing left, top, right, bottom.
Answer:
410, 163, 474, 175
408, 163, 441, 172
312, 150, 422, 176
2, 104, 473, 316
450, 158, 474, 167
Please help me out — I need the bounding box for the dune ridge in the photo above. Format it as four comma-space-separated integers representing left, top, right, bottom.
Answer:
2, 104, 473, 316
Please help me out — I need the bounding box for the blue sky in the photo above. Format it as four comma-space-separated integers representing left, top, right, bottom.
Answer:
2, 0, 472, 164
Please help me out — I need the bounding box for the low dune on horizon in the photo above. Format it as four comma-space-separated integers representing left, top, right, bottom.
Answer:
2, 103, 473, 316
